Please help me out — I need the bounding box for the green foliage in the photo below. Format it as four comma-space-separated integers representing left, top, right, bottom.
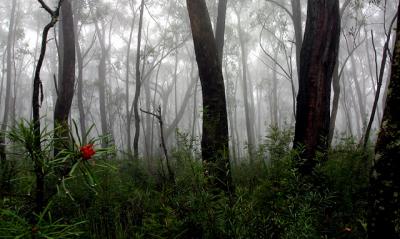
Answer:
1, 126, 372, 238
0, 203, 85, 238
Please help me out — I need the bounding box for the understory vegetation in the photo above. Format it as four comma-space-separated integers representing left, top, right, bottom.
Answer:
0, 124, 376, 238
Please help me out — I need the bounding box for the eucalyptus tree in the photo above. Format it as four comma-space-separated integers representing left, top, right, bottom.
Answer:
293, 0, 340, 174
186, 0, 232, 193
368, 2, 400, 236
233, 1, 256, 158
53, 0, 75, 154
0, 0, 16, 162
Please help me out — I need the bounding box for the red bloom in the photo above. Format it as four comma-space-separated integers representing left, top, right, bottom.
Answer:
80, 144, 96, 160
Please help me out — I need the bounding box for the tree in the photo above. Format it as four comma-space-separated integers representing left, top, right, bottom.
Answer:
368, 2, 400, 237
186, 0, 232, 193
133, 0, 145, 159
54, 0, 75, 153
293, 0, 340, 174
32, 0, 63, 216
0, 0, 17, 162
215, 0, 228, 65
235, 5, 256, 158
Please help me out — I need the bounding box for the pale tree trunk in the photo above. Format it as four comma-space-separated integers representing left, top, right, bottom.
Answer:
125, 7, 136, 156
0, 0, 16, 162
350, 55, 367, 131
133, 0, 145, 159
237, 12, 256, 159
73, 1, 92, 145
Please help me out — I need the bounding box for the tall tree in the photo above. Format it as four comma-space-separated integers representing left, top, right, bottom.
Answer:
133, 0, 145, 159
368, 2, 400, 237
235, 7, 256, 158
32, 0, 63, 216
215, 0, 227, 65
186, 0, 232, 193
293, 0, 340, 173
54, 0, 75, 153
0, 0, 17, 162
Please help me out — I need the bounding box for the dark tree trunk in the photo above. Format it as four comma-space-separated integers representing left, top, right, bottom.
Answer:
293, 0, 340, 174
0, 0, 16, 162
133, 0, 145, 159
215, 0, 227, 66
54, 0, 75, 154
186, 0, 232, 193
98, 53, 108, 148
291, 0, 302, 77
368, 3, 400, 237
32, 0, 63, 217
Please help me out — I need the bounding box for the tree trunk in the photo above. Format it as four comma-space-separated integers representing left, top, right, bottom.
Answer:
186, 0, 233, 194
133, 0, 145, 159
368, 3, 400, 237
291, 0, 302, 77
125, 12, 135, 156
32, 0, 63, 217
73, 2, 87, 144
328, 62, 339, 144
0, 0, 16, 162
237, 13, 256, 159
98, 53, 108, 148
54, 0, 75, 154
215, 0, 227, 66
293, 0, 340, 174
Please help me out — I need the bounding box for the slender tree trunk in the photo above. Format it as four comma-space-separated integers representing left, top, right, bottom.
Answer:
329, 62, 340, 144
125, 12, 135, 156
368, 3, 400, 237
186, 0, 233, 193
98, 53, 108, 147
237, 13, 256, 159
293, 0, 340, 174
350, 55, 367, 131
54, 0, 75, 154
291, 0, 302, 77
32, 0, 63, 217
133, 0, 145, 159
215, 0, 227, 65
0, 0, 16, 162
73, 3, 87, 144
363, 17, 397, 149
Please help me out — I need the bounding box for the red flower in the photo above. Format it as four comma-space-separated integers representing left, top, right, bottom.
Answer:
80, 144, 96, 160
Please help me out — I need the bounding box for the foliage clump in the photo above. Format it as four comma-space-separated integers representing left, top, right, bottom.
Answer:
0, 126, 372, 238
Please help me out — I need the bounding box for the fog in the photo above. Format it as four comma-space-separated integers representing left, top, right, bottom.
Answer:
0, 0, 397, 160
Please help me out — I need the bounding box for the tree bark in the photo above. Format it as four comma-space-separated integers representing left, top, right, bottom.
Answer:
74, 2, 87, 144
237, 12, 256, 159
0, 0, 16, 162
215, 0, 227, 66
54, 0, 75, 154
125, 11, 136, 156
32, 0, 63, 217
368, 3, 400, 237
133, 0, 145, 159
293, 0, 340, 174
186, 0, 233, 193
291, 0, 302, 77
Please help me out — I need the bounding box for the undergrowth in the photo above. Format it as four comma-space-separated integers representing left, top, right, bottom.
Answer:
0, 125, 371, 238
